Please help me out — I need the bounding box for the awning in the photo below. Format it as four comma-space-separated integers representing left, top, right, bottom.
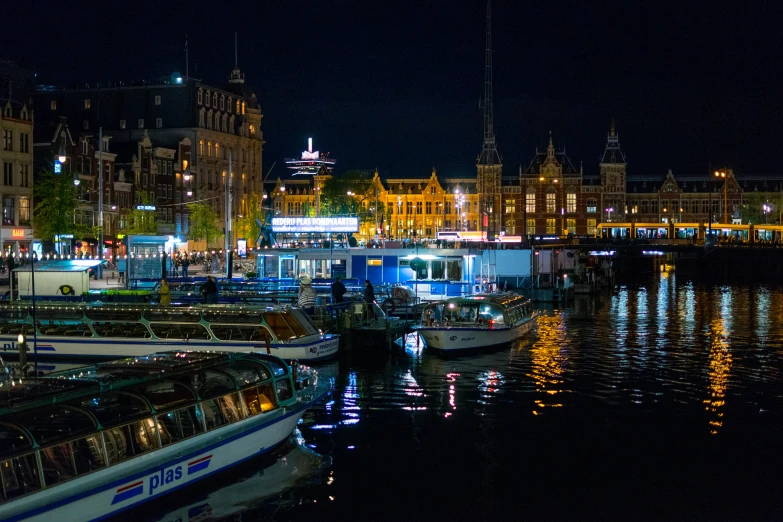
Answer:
13, 259, 104, 272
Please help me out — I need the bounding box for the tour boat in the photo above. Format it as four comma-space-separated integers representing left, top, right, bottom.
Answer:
0, 303, 339, 361
413, 293, 539, 351
0, 351, 331, 522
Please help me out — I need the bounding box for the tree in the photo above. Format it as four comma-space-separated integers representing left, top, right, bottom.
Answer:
320, 170, 386, 232
235, 194, 271, 247
188, 201, 222, 248
738, 191, 777, 225
122, 192, 158, 235
33, 170, 90, 251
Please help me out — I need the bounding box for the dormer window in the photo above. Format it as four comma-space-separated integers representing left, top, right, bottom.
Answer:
213, 93, 217, 107
227, 97, 232, 112
220, 95, 225, 110
198, 89, 203, 105
205, 90, 211, 107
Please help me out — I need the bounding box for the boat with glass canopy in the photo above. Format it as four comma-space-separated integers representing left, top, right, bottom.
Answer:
413, 293, 539, 351
0, 303, 339, 361
0, 350, 331, 521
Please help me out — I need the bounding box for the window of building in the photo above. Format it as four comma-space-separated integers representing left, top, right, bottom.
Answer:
198, 89, 203, 104
19, 133, 29, 154
586, 198, 597, 213
84, 99, 91, 109
546, 191, 556, 213
208, 142, 213, 157
417, 201, 423, 214
435, 202, 441, 214
526, 218, 536, 235
691, 200, 698, 213
587, 218, 597, 236
20, 164, 29, 187
205, 90, 210, 107
156, 118, 163, 128
3, 130, 13, 151
505, 219, 515, 235
641, 200, 649, 214
445, 201, 452, 215
651, 200, 659, 214
567, 193, 576, 213
120, 119, 126, 129
154, 95, 161, 106
138, 119, 144, 129
505, 198, 515, 214
425, 201, 432, 214
19, 197, 30, 224
526, 190, 536, 213
213, 93, 218, 107
406, 201, 413, 215
241, 101, 245, 114
50, 100, 57, 110
566, 218, 576, 235
199, 140, 204, 156
3, 162, 12, 185
82, 120, 89, 130
712, 200, 719, 214
215, 143, 220, 158
3, 197, 14, 225
220, 95, 225, 110
227, 97, 232, 112
546, 218, 556, 235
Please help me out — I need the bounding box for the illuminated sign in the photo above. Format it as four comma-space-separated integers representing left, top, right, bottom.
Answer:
237, 239, 247, 257
55, 234, 74, 240
11, 229, 25, 239
588, 250, 616, 256
54, 161, 62, 174
116, 234, 125, 239
137, 205, 157, 211
271, 216, 359, 233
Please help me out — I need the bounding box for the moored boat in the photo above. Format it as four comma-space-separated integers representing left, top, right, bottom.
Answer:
0, 303, 339, 361
0, 350, 331, 521
413, 293, 538, 351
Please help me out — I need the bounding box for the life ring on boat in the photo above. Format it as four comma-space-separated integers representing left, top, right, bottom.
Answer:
381, 298, 396, 315
59, 284, 75, 296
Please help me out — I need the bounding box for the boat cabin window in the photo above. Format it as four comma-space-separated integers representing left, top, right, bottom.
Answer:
39, 433, 106, 487
0, 452, 40, 500
36, 320, 91, 337
181, 370, 236, 400
150, 323, 211, 340
103, 419, 159, 464
209, 324, 268, 342
263, 312, 296, 341
0, 307, 28, 321
143, 309, 202, 323
288, 309, 319, 335
276, 378, 293, 402
215, 360, 271, 386
86, 309, 142, 321
279, 311, 309, 337
422, 304, 443, 322
91, 322, 152, 339
132, 381, 196, 412
201, 310, 263, 324
69, 392, 151, 429
0, 423, 33, 459
479, 303, 505, 324
444, 303, 480, 323
35, 308, 84, 321
257, 356, 288, 377
157, 405, 204, 446
241, 383, 277, 416
201, 393, 244, 430
16, 406, 96, 446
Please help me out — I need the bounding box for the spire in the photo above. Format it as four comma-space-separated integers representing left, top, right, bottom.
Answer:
547, 130, 554, 158
600, 120, 626, 164
229, 32, 244, 84
478, 0, 501, 166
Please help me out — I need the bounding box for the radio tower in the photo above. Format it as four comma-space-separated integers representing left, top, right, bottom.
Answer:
477, 0, 502, 244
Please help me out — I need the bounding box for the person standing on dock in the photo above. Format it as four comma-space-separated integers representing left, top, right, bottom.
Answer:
332, 276, 346, 304
298, 277, 317, 312
181, 255, 190, 278
159, 278, 171, 306
363, 279, 375, 303
201, 276, 218, 304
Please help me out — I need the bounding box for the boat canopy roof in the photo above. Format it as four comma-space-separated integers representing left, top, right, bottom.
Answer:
429, 292, 531, 308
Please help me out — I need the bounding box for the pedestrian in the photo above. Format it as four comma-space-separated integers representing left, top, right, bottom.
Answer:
159, 278, 171, 306
172, 257, 180, 277
298, 277, 317, 311
181, 255, 190, 278
200, 276, 218, 304
363, 279, 375, 303
332, 276, 346, 304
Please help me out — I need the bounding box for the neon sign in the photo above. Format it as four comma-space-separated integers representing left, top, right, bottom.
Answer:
271, 216, 359, 233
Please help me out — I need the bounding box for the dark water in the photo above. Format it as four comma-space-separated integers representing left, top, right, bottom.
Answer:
135, 273, 783, 521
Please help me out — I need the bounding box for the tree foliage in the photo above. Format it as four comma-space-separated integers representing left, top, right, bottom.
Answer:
187, 201, 222, 247
738, 191, 781, 225
122, 192, 158, 235
33, 170, 90, 245
235, 194, 271, 247
320, 170, 385, 227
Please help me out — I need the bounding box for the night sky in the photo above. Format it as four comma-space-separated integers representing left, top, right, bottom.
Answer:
5, 0, 782, 179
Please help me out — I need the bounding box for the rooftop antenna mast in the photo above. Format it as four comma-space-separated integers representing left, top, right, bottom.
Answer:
234, 32, 238, 69
479, 0, 499, 164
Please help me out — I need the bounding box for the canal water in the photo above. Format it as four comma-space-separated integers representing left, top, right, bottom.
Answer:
122, 273, 783, 521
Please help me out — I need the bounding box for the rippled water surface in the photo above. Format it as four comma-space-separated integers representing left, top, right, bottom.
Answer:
134, 274, 783, 521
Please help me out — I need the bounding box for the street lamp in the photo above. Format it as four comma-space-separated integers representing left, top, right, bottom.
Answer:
763, 203, 771, 223
714, 170, 730, 224
605, 207, 614, 222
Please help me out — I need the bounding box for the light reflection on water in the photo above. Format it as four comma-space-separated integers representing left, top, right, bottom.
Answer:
120, 275, 783, 520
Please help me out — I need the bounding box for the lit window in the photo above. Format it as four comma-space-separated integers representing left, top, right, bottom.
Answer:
138, 119, 144, 129
586, 199, 597, 213
567, 193, 576, 213
84, 99, 91, 109
156, 118, 163, 128
155, 95, 161, 106
587, 219, 597, 236
546, 218, 556, 234
546, 192, 556, 213
50, 100, 57, 110
120, 119, 126, 129
505, 199, 516, 214
566, 218, 576, 235
526, 218, 535, 235
526, 191, 536, 213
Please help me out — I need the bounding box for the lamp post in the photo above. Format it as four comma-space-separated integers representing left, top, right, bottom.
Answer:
763, 203, 771, 224
54, 131, 68, 255
714, 170, 730, 223
605, 207, 614, 222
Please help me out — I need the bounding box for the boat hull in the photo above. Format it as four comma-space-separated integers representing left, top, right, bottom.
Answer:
415, 317, 536, 351
0, 382, 330, 522
0, 334, 339, 362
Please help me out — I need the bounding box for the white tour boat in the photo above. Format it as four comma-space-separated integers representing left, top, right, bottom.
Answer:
413, 293, 538, 352
0, 350, 331, 522
0, 303, 339, 361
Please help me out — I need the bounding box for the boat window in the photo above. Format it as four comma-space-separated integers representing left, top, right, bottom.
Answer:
0, 321, 27, 335
0, 307, 28, 320
150, 323, 211, 340
16, 406, 96, 446
40, 442, 75, 486
0, 423, 33, 459
178, 370, 236, 400
72, 434, 106, 475
263, 313, 296, 341
444, 303, 480, 323
156, 405, 204, 446
0, 453, 40, 500
201, 393, 244, 430
254, 356, 287, 377
201, 310, 263, 324
288, 310, 319, 335
431, 260, 446, 279
103, 419, 158, 465
91, 322, 151, 339
422, 304, 442, 322
132, 381, 196, 411
241, 383, 277, 416
216, 361, 271, 387
210, 324, 269, 342
280, 311, 309, 337
480, 304, 505, 324
143, 309, 202, 323
85, 308, 142, 321
35, 320, 91, 337
276, 378, 293, 402
35, 308, 84, 321
70, 392, 150, 429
